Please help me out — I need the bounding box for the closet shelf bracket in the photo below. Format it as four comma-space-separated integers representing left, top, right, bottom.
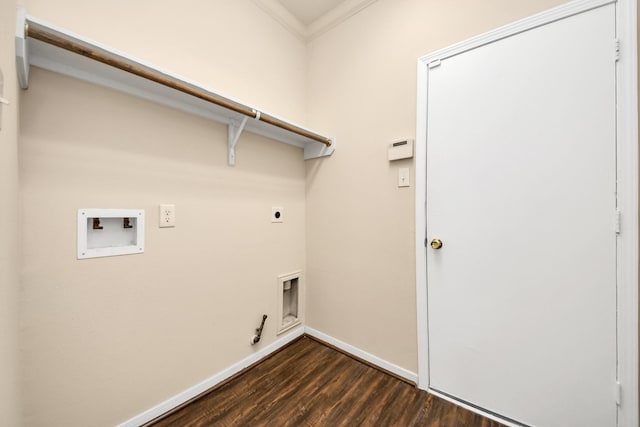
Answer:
228, 115, 249, 166
15, 8, 29, 89
14, 9, 337, 164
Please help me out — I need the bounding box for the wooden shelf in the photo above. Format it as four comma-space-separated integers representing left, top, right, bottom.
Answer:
15, 9, 335, 165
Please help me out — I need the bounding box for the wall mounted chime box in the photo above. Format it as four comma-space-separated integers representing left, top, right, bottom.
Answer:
77, 209, 145, 259
388, 138, 414, 161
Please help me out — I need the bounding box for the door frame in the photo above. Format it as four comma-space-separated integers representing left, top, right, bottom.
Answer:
414, 0, 638, 425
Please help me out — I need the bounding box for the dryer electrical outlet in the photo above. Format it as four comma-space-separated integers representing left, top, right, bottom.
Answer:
272, 207, 283, 223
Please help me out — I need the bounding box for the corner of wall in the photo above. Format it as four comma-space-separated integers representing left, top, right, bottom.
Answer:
1, 1, 22, 426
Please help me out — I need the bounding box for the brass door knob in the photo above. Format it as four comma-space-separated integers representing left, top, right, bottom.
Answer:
430, 238, 443, 250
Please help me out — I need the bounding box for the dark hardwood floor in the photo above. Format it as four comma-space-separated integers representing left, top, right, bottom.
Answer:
148, 336, 504, 427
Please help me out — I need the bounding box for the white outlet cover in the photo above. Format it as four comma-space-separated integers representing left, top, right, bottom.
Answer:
272, 207, 283, 223
159, 204, 176, 228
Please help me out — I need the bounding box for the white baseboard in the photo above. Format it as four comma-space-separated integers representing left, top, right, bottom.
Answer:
304, 328, 515, 425
117, 327, 305, 427
304, 327, 418, 384
428, 389, 523, 427
118, 326, 418, 426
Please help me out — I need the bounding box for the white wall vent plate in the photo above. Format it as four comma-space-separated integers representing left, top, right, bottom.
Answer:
276, 271, 303, 335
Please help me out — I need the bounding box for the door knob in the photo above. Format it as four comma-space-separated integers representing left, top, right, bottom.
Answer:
430, 238, 443, 250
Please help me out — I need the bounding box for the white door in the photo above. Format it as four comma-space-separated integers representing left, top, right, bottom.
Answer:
426, 4, 617, 427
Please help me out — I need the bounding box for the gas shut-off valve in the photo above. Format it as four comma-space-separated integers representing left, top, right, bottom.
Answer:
250, 314, 268, 345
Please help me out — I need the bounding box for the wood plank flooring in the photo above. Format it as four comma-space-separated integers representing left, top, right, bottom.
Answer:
148, 336, 505, 427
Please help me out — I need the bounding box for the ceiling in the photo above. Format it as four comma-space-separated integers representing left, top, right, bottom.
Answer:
278, 0, 348, 26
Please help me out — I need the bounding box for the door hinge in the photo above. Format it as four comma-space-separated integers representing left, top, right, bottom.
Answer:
615, 209, 621, 234
615, 381, 621, 406
428, 59, 442, 69
615, 39, 620, 62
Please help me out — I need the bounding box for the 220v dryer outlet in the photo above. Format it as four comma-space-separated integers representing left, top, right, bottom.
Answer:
272, 207, 283, 223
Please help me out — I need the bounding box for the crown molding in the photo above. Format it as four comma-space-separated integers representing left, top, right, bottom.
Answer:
307, 0, 378, 40
252, 0, 308, 41
252, 0, 378, 43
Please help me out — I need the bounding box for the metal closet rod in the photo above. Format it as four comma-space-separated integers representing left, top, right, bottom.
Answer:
25, 22, 333, 147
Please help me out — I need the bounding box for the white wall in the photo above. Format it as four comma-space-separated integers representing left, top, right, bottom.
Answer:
18, 1, 309, 426
305, 0, 569, 373
1, 0, 21, 426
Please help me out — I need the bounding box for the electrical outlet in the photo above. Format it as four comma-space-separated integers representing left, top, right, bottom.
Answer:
159, 204, 176, 228
272, 207, 283, 223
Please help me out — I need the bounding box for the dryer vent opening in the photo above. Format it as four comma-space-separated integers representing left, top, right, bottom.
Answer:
277, 271, 302, 335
